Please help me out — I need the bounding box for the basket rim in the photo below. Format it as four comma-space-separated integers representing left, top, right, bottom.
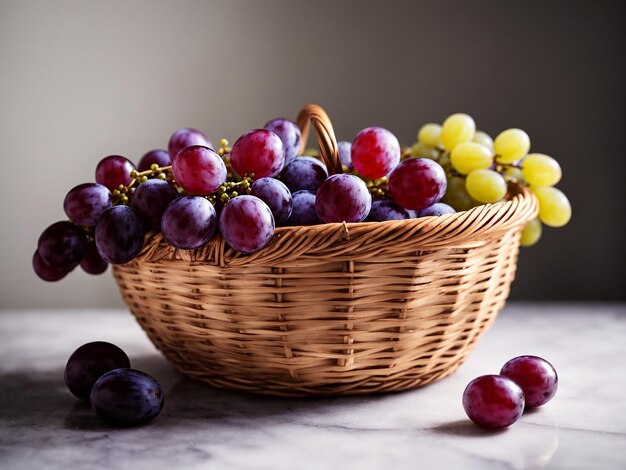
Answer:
124, 183, 538, 268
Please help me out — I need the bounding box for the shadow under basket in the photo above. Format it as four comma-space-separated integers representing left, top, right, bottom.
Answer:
113, 104, 538, 396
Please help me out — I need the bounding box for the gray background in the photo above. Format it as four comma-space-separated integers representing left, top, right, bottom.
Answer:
0, 0, 624, 308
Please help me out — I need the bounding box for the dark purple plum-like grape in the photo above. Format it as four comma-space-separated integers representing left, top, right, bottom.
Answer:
95, 155, 136, 191
161, 196, 217, 250
64, 341, 130, 401
138, 149, 171, 172
37, 221, 87, 269
389, 158, 447, 210
64, 183, 112, 227
250, 177, 293, 226
32, 250, 73, 282
80, 241, 108, 275
230, 129, 285, 178
168, 128, 212, 159
264, 118, 301, 166
351, 127, 400, 179
463, 375, 525, 429
172, 145, 227, 195
366, 199, 409, 222
416, 202, 456, 217
219, 195, 275, 253
95, 205, 145, 264
90, 368, 164, 427
500, 356, 558, 408
288, 191, 320, 226
134, 179, 179, 231
280, 156, 328, 192
316, 174, 372, 223
338, 141, 353, 171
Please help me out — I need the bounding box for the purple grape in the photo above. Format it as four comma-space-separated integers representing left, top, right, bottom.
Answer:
161, 196, 217, 250
280, 156, 328, 192
416, 202, 456, 217
172, 145, 227, 195
463, 375, 525, 429
500, 356, 558, 408
138, 149, 171, 172
288, 190, 320, 226
351, 127, 400, 179
37, 221, 87, 269
90, 368, 164, 427
230, 129, 285, 178
64, 341, 130, 401
80, 241, 108, 275
219, 195, 274, 253
389, 158, 447, 210
264, 118, 302, 166
366, 199, 409, 222
168, 128, 212, 159
250, 177, 293, 226
95, 205, 145, 264
315, 174, 372, 223
133, 179, 179, 231
63, 183, 112, 227
95, 155, 136, 191
338, 141, 353, 171
32, 250, 73, 282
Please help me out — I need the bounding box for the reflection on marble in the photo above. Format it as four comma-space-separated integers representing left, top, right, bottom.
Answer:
0, 303, 625, 469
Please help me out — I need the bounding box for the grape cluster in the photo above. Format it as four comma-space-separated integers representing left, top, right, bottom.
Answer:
410, 114, 571, 246
33, 110, 571, 282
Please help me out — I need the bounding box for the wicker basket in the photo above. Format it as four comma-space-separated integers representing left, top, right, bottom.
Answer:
113, 104, 538, 396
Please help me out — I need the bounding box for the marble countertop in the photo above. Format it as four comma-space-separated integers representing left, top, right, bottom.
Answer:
0, 303, 625, 470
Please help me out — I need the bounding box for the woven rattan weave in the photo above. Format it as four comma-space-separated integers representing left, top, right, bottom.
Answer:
113, 104, 538, 396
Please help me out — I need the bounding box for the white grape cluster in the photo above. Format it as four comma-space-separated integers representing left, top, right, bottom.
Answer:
408, 114, 571, 246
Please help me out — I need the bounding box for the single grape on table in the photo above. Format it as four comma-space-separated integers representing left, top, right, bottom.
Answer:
90, 369, 164, 427
500, 355, 558, 408
64, 341, 131, 401
463, 375, 525, 429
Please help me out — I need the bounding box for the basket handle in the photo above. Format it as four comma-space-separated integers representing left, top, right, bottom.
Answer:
296, 104, 343, 175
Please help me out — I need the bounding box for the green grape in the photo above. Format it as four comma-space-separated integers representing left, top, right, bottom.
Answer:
494, 128, 530, 163
450, 142, 494, 175
411, 142, 439, 160
503, 166, 524, 183
465, 169, 507, 203
520, 218, 542, 247
531, 186, 571, 227
442, 176, 477, 211
441, 113, 475, 151
438, 151, 451, 168
473, 130, 494, 150
521, 153, 561, 187
417, 123, 442, 148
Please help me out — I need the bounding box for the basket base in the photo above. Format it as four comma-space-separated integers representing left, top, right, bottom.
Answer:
155, 341, 475, 397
